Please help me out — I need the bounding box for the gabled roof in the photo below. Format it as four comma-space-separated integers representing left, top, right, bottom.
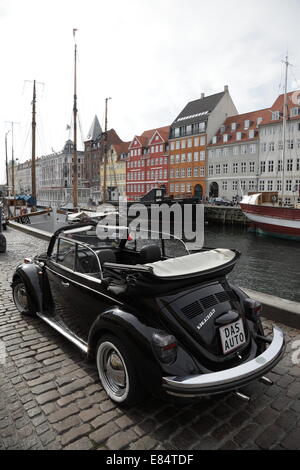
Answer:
111, 141, 130, 155
172, 91, 226, 128
261, 90, 300, 125
129, 125, 170, 149
86, 115, 102, 141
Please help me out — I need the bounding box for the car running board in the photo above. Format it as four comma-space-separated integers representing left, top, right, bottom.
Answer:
36, 312, 88, 354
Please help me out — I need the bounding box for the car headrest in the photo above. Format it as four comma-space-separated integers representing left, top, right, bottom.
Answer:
96, 249, 116, 267
139, 244, 161, 264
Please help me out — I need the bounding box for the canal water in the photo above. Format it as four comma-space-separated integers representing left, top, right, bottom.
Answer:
26, 211, 300, 303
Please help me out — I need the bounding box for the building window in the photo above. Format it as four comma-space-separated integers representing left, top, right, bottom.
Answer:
181, 168, 185, 177
200, 136, 205, 146
241, 145, 247, 154
290, 107, 299, 117
259, 180, 265, 191
200, 167, 205, 176
267, 180, 273, 191
268, 161, 274, 172
272, 111, 280, 120
260, 162, 266, 173
222, 181, 228, 191
194, 152, 199, 161
187, 167, 192, 177
277, 160, 283, 172
175, 168, 180, 178
278, 141, 283, 150
181, 140, 186, 149
176, 155, 180, 163
233, 163, 238, 174
287, 139, 294, 149
232, 181, 238, 191
223, 163, 228, 174
170, 142, 175, 151
231, 123, 237, 131
241, 181, 246, 191
269, 142, 275, 151
249, 180, 255, 191
187, 153, 192, 162
175, 141, 180, 150
194, 167, 198, 177
249, 130, 255, 139
216, 164, 221, 175
223, 147, 228, 157
277, 180, 282, 192
200, 151, 205, 161
194, 137, 199, 147
244, 120, 250, 129
286, 180, 292, 191
170, 155, 175, 164
187, 139, 193, 148
233, 146, 239, 155
170, 169, 174, 178
181, 184, 185, 193
208, 165, 213, 176
181, 154, 186, 163
249, 162, 255, 173
287, 159, 293, 171
241, 162, 246, 173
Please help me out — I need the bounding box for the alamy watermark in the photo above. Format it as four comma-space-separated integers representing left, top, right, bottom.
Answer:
96, 200, 205, 247
0, 340, 6, 366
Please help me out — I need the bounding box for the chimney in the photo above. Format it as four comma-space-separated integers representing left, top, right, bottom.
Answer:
224, 85, 229, 92
201, 93, 205, 99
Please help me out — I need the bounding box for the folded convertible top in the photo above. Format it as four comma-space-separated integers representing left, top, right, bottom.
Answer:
146, 249, 236, 278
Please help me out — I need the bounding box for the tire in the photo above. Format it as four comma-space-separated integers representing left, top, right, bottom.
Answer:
12, 278, 36, 316
96, 334, 145, 406
0, 234, 6, 253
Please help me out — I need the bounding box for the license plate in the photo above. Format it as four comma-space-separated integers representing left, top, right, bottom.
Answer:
219, 319, 246, 354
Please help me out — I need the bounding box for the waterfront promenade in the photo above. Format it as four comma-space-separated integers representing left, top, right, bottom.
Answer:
0, 227, 300, 450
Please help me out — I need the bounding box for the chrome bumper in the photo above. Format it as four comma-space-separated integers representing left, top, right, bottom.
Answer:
163, 326, 285, 397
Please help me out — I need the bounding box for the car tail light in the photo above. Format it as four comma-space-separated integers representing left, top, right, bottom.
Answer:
244, 298, 262, 320
152, 332, 177, 364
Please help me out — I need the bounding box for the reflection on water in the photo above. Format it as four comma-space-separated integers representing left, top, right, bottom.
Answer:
26, 212, 300, 302
205, 223, 300, 303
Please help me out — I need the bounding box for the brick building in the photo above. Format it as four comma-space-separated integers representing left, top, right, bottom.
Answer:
126, 126, 170, 201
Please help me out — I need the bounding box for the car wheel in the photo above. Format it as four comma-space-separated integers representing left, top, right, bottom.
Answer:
12, 279, 35, 315
96, 335, 145, 406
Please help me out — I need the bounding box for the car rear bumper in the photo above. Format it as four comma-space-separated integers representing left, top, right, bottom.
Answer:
162, 326, 285, 397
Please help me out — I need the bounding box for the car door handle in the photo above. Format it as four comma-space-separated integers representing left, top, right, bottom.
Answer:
61, 281, 70, 288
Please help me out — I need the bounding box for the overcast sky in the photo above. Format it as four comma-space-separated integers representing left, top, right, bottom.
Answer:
1, 0, 300, 184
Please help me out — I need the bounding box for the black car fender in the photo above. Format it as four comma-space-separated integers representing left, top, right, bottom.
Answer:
87, 307, 201, 398
88, 307, 165, 395
12, 263, 44, 313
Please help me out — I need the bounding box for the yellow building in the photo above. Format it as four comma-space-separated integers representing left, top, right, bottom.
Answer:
99, 142, 129, 201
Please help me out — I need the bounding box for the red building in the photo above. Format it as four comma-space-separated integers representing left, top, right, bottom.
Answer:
126, 126, 170, 201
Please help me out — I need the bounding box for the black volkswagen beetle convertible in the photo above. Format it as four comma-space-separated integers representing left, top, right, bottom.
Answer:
12, 221, 285, 405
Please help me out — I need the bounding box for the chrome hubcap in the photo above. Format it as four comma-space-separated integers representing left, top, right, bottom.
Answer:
97, 341, 129, 401
14, 283, 28, 312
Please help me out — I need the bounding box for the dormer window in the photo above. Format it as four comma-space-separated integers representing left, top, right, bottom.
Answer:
231, 123, 237, 131
257, 117, 263, 126
223, 134, 229, 143
249, 130, 255, 139
220, 125, 226, 133
291, 107, 299, 117
272, 111, 280, 121
236, 131, 242, 140
212, 136, 218, 144
244, 120, 250, 129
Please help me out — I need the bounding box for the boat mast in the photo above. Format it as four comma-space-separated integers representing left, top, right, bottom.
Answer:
72, 29, 78, 209
31, 80, 37, 211
5, 130, 10, 196
103, 97, 111, 203
281, 55, 290, 200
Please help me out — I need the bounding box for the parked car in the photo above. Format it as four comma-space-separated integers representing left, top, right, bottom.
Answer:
213, 197, 234, 206
11, 221, 285, 405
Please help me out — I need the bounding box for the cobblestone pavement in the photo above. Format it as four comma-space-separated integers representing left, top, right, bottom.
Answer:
0, 227, 300, 450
